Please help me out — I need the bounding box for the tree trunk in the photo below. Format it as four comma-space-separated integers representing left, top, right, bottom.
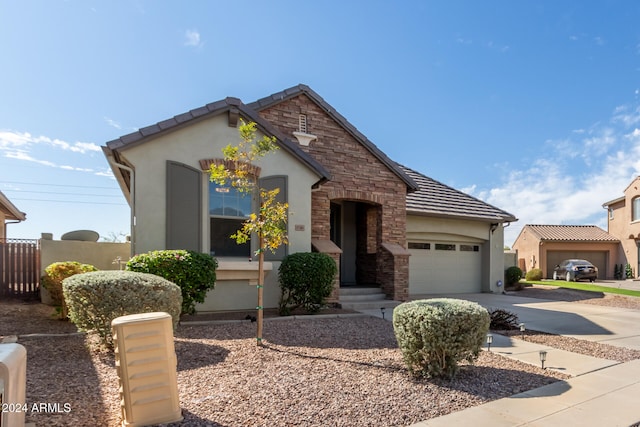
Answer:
257, 234, 265, 346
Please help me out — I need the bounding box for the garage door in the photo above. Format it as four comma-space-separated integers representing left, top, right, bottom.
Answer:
409, 242, 482, 294
546, 251, 607, 280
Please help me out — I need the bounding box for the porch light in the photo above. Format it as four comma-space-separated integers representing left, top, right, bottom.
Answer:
539, 350, 547, 369
486, 334, 493, 351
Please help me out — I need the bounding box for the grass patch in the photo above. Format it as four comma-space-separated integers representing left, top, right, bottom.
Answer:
522, 280, 640, 298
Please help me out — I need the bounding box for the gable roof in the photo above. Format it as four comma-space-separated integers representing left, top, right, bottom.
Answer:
0, 191, 26, 222
103, 96, 331, 192
519, 224, 619, 242
248, 84, 419, 193
399, 164, 517, 223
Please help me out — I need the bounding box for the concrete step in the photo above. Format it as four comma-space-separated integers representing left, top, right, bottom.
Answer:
339, 293, 387, 302
338, 286, 402, 311
339, 287, 384, 296
340, 300, 402, 311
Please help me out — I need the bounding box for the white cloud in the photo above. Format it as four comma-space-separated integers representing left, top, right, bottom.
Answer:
466, 102, 640, 245
104, 117, 122, 130
5, 150, 57, 167
0, 130, 100, 154
184, 29, 203, 48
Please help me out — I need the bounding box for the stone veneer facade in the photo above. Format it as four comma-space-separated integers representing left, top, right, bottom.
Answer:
257, 93, 410, 301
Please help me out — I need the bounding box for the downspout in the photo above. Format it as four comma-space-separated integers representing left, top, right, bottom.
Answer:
108, 159, 136, 256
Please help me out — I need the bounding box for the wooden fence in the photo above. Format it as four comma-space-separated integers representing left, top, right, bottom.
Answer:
0, 238, 40, 299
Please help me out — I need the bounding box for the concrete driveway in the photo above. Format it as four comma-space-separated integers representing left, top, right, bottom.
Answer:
410, 292, 640, 350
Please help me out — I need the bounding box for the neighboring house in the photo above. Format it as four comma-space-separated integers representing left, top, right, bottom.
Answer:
0, 191, 26, 239
512, 225, 619, 279
603, 176, 640, 278
103, 84, 516, 311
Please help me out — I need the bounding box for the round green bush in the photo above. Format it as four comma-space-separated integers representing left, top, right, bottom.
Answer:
41, 261, 98, 319
525, 268, 543, 281
63, 270, 182, 349
392, 298, 490, 378
278, 252, 337, 315
505, 266, 523, 287
126, 250, 217, 315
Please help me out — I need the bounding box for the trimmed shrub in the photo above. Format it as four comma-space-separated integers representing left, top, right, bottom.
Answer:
126, 250, 217, 315
393, 298, 490, 378
524, 268, 543, 281
505, 266, 523, 288
63, 270, 182, 349
278, 252, 337, 315
41, 261, 98, 319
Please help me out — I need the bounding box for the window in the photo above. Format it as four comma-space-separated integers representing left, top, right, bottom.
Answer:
460, 244, 479, 252
435, 243, 456, 251
633, 197, 640, 222
609, 207, 614, 220
209, 182, 252, 257
408, 242, 430, 250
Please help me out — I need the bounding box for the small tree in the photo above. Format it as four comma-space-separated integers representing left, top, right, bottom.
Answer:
209, 120, 288, 345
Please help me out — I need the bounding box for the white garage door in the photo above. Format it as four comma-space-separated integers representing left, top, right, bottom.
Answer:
409, 242, 482, 294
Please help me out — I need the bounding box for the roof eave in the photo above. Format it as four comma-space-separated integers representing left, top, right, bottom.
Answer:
406, 208, 517, 223
0, 191, 26, 222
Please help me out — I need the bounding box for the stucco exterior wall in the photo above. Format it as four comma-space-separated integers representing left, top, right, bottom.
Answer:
120, 113, 319, 257
40, 238, 131, 274
607, 180, 640, 274
119, 113, 319, 311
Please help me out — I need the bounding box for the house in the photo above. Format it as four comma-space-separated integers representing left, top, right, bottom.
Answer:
603, 176, 640, 278
512, 225, 619, 279
103, 84, 516, 311
0, 191, 26, 239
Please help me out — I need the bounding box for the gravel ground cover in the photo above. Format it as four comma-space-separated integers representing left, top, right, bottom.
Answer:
2, 285, 639, 427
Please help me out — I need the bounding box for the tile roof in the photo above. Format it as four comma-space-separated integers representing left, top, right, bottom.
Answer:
522, 225, 619, 242
399, 165, 517, 222
103, 96, 331, 189
248, 84, 420, 193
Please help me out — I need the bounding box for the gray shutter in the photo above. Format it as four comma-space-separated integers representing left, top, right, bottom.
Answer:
259, 175, 288, 261
166, 161, 202, 251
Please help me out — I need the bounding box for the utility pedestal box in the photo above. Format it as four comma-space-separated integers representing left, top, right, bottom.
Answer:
112, 312, 182, 427
0, 343, 27, 427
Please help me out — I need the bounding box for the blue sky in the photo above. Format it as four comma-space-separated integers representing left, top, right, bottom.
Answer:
2, 1, 640, 246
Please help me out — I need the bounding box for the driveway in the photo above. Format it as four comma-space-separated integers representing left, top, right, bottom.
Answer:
410, 292, 640, 350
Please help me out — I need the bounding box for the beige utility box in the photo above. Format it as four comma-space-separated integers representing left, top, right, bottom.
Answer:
0, 343, 27, 427
112, 312, 182, 427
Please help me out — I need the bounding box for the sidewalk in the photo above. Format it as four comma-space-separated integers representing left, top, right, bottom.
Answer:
412, 359, 640, 427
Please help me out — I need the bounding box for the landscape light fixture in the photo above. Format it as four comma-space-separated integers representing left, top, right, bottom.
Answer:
486, 334, 493, 351
380, 307, 386, 320
519, 323, 526, 339
539, 350, 547, 369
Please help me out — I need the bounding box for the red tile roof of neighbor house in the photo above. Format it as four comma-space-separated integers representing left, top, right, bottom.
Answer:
523, 225, 619, 242
399, 165, 517, 223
